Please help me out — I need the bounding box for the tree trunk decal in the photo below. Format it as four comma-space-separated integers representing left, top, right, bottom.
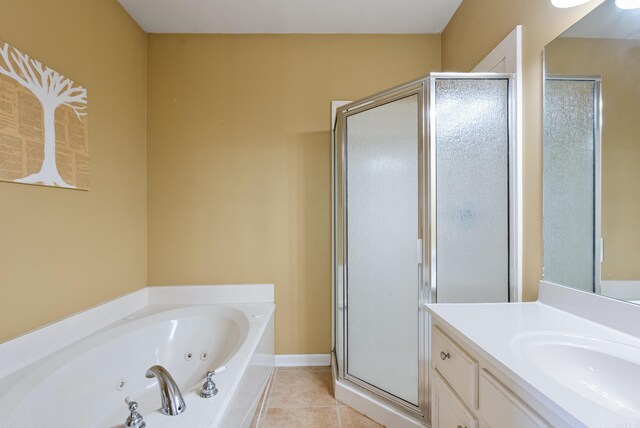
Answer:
0, 41, 87, 189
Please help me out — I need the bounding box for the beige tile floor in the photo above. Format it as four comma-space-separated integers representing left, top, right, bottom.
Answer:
251, 366, 385, 427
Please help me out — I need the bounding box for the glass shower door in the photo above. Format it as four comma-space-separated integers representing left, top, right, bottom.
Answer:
343, 90, 422, 408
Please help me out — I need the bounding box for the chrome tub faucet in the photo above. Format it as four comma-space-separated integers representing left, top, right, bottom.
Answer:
145, 365, 186, 416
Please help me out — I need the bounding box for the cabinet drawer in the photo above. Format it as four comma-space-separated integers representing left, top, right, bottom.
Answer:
433, 371, 478, 428
479, 370, 549, 428
432, 326, 479, 409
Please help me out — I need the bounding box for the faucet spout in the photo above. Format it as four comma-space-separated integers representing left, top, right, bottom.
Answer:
145, 365, 186, 416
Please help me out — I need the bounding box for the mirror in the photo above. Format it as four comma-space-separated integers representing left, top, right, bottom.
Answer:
543, 0, 640, 303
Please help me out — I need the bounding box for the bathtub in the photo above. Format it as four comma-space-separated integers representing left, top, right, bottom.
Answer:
0, 302, 275, 428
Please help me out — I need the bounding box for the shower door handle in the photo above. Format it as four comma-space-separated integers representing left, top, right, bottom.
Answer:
418, 238, 430, 307
419, 283, 427, 307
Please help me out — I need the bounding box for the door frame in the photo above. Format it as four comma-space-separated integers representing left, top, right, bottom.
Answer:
473, 26, 524, 302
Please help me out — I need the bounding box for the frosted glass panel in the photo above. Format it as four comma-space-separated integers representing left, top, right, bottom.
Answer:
346, 95, 419, 405
543, 79, 595, 292
435, 79, 510, 303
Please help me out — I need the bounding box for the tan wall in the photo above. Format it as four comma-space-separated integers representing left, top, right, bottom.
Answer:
147, 34, 441, 354
441, 0, 605, 300
0, 1, 148, 342
546, 37, 640, 280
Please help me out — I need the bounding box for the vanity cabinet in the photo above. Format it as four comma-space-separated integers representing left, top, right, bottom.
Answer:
431, 325, 549, 428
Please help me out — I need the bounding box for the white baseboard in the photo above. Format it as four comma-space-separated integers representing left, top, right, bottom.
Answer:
275, 354, 331, 367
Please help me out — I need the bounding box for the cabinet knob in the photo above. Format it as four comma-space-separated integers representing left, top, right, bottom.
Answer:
440, 351, 450, 360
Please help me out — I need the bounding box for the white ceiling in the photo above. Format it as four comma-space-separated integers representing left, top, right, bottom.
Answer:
117, 0, 463, 34
562, 0, 640, 39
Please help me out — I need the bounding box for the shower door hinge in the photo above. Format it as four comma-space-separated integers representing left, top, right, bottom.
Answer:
417, 239, 423, 264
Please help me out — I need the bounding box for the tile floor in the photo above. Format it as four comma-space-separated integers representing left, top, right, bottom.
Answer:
251, 366, 384, 427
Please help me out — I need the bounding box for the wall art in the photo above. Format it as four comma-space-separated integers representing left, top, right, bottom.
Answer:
0, 39, 89, 189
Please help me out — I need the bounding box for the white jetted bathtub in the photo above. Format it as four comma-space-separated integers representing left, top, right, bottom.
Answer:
0, 298, 275, 428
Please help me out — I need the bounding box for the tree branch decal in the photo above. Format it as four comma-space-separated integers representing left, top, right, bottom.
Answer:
0, 41, 87, 188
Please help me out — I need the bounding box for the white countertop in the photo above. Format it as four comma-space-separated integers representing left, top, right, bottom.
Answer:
426, 299, 640, 428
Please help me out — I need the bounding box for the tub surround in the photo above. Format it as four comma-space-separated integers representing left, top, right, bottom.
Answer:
0, 284, 274, 380
426, 281, 640, 427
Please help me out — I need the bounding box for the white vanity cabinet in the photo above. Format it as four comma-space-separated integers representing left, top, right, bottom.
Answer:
431, 325, 549, 428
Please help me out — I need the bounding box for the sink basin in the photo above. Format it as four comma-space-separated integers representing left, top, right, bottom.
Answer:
512, 332, 640, 419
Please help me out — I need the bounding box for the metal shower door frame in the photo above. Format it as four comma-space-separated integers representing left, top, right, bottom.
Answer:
336, 77, 429, 422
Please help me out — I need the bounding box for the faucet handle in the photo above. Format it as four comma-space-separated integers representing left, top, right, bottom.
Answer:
201, 366, 226, 398
204, 365, 227, 379
124, 401, 146, 428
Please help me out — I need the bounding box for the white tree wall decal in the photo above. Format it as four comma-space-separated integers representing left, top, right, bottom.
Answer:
0, 42, 87, 188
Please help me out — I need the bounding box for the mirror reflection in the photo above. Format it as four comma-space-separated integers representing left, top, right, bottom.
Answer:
544, 0, 640, 302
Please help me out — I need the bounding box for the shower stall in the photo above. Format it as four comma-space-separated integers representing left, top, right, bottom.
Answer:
331, 73, 516, 425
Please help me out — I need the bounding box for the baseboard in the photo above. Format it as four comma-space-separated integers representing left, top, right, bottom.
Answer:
275, 354, 331, 367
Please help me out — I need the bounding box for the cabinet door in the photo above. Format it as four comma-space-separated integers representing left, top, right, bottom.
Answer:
432, 327, 479, 409
479, 370, 549, 428
432, 371, 478, 428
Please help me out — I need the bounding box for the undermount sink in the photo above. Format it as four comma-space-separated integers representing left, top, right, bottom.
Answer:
512, 332, 640, 419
